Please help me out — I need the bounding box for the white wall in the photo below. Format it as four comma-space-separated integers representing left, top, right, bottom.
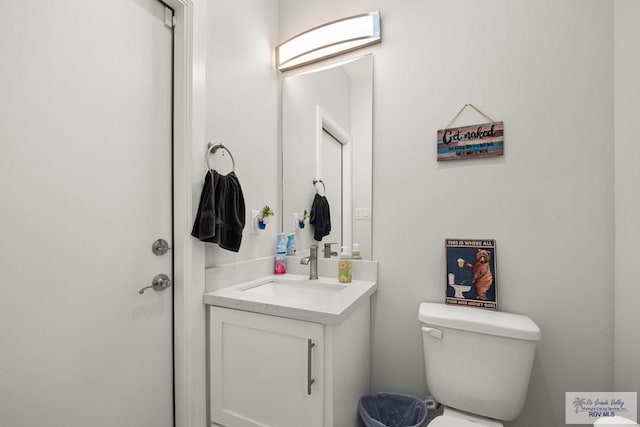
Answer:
614, 0, 640, 393
204, 0, 280, 267
280, 1, 615, 426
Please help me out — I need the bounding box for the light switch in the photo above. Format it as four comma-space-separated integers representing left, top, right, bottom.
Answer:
355, 207, 371, 220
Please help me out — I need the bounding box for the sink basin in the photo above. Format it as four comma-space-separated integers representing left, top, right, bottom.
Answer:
242, 279, 346, 299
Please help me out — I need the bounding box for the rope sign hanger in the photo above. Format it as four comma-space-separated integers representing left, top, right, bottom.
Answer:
444, 103, 496, 130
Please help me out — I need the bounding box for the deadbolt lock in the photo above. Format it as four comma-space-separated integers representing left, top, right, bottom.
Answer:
152, 238, 171, 256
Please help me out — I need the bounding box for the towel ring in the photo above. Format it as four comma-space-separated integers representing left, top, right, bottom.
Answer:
313, 179, 326, 195
207, 142, 236, 172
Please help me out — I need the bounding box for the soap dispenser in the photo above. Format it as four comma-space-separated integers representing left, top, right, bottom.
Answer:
286, 233, 296, 255
275, 233, 287, 274
350, 243, 362, 260
338, 246, 352, 283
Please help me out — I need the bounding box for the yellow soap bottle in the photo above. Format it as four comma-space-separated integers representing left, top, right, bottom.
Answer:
338, 246, 352, 283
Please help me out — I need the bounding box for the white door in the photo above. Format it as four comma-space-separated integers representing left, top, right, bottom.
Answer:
0, 1, 174, 426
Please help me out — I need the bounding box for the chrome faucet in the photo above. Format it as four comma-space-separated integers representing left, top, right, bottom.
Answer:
323, 242, 338, 258
300, 245, 318, 280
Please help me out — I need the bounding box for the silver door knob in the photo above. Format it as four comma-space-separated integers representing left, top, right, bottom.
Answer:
139, 273, 172, 294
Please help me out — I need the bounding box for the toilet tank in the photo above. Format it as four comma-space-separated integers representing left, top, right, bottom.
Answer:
418, 302, 541, 422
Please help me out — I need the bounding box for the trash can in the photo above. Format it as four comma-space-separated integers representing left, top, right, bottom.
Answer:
358, 392, 428, 427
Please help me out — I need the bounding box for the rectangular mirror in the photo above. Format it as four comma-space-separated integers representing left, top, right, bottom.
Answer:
281, 55, 373, 259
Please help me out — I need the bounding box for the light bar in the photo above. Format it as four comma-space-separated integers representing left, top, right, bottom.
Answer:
276, 11, 381, 71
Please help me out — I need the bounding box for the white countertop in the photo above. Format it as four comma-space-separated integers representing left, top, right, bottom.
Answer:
203, 273, 377, 325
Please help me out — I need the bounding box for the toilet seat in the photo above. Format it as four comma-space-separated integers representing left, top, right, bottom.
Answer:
594, 415, 639, 425
431, 407, 504, 427
429, 415, 493, 427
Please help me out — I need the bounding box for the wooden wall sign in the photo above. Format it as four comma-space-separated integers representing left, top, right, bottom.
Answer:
437, 121, 504, 161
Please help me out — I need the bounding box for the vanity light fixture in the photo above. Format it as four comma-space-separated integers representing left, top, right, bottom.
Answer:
275, 11, 381, 71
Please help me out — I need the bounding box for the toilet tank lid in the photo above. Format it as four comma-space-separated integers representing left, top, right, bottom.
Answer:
418, 302, 541, 341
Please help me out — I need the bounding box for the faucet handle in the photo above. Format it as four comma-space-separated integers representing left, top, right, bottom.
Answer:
323, 242, 338, 258
309, 245, 318, 257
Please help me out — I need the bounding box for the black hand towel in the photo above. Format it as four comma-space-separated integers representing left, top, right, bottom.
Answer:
191, 170, 246, 252
310, 193, 331, 241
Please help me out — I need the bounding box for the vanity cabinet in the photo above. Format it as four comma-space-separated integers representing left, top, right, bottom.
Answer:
210, 301, 371, 427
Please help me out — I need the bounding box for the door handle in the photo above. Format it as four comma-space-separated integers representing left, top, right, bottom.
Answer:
139, 273, 172, 294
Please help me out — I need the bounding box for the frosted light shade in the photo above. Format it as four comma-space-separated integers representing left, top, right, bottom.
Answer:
276, 11, 381, 71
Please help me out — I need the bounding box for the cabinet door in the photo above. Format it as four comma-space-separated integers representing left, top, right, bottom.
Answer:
211, 307, 324, 427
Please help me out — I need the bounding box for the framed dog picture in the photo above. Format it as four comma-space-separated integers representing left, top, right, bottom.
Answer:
445, 239, 497, 310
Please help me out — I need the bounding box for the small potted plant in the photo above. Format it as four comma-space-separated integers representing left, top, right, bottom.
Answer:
298, 209, 310, 229
258, 205, 274, 229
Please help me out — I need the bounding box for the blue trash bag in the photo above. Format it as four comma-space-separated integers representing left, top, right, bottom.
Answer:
358, 392, 428, 427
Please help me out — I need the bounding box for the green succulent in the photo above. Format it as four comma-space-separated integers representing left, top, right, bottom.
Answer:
261, 205, 274, 217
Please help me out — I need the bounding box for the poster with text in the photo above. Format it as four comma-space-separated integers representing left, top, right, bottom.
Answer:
445, 239, 497, 310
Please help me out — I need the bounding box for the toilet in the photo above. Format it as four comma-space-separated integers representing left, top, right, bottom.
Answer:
448, 284, 472, 298
418, 302, 541, 426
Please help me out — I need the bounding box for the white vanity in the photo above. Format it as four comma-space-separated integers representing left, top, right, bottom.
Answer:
204, 272, 377, 427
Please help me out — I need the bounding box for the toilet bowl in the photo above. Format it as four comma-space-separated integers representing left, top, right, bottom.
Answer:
594, 416, 639, 425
